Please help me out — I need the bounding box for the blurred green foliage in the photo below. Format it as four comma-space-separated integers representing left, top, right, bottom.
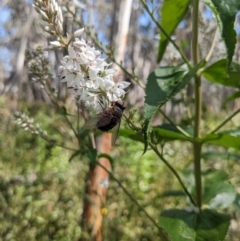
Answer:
0, 96, 239, 240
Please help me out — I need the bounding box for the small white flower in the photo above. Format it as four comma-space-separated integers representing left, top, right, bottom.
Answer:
68, 46, 76, 59
73, 38, 87, 48
117, 79, 131, 89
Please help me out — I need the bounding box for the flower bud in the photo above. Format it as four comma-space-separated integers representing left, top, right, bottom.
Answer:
74, 28, 84, 37
50, 41, 62, 47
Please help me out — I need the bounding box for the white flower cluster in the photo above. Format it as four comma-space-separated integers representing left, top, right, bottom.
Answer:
58, 28, 130, 112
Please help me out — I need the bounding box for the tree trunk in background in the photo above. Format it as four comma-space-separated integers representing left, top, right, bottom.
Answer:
81, 1, 133, 240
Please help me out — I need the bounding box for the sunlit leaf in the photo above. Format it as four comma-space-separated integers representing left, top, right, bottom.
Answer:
145, 66, 186, 110
144, 61, 206, 136
202, 59, 240, 87
202, 0, 240, 66
159, 209, 230, 241
158, 0, 190, 62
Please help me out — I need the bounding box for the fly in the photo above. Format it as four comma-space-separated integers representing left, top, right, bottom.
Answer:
83, 101, 125, 145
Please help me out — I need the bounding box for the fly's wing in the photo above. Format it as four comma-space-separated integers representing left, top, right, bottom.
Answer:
83, 116, 99, 129
95, 110, 112, 129
83, 110, 112, 130
111, 120, 121, 146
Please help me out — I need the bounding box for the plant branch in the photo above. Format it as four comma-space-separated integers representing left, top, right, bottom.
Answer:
37, 133, 78, 152
210, 107, 240, 134
192, 0, 202, 208
140, 0, 191, 68
159, 109, 192, 138
96, 160, 168, 239
149, 143, 197, 206
48, 141, 78, 152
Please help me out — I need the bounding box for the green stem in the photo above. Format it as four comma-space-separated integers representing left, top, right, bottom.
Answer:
140, 0, 191, 68
96, 160, 168, 239
210, 107, 240, 134
192, 0, 202, 208
149, 143, 197, 206
159, 109, 192, 138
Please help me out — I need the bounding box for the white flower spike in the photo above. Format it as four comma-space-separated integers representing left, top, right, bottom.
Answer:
58, 29, 130, 111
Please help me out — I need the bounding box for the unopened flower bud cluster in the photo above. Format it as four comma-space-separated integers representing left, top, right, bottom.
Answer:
26, 47, 52, 84
15, 112, 48, 137
33, 0, 63, 35
58, 28, 130, 113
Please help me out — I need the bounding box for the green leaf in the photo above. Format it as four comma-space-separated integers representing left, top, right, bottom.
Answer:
202, 59, 240, 87
159, 209, 230, 241
202, 151, 240, 162
152, 124, 192, 142
118, 129, 143, 143
145, 66, 186, 112
144, 61, 206, 134
158, 0, 190, 62
143, 65, 185, 149
202, 128, 240, 150
119, 128, 148, 154
203, 171, 236, 209
202, 0, 240, 65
